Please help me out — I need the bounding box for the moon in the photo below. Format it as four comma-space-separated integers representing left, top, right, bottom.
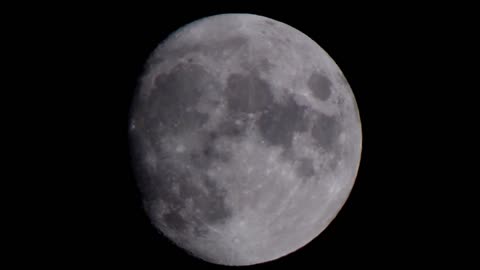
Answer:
129, 14, 362, 266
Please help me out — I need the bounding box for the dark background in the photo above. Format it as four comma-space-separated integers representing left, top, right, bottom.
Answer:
19, 2, 474, 268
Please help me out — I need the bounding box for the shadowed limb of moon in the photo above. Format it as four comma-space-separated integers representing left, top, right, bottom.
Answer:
129, 13, 362, 266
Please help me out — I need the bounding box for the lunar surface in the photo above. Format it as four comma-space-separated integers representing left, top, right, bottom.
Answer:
129, 14, 362, 265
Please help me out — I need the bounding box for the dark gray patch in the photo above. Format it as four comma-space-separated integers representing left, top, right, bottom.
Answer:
330, 136, 346, 171
164, 42, 204, 59
226, 72, 274, 114
201, 136, 221, 160
328, 153, 341, 171
190, 131, 232, 168
189, 151, 209, 170
188, 177, 232, 227
217, 118, 246, 138
140, 168, 191, 231
146, 57, 165, 68
145, 63, 210, 135
258, 95, 308, 150
138, 159, 185, 205
145, 167, 232, 235
258, 58, 274, 72
133, 142, 231, 231
311, 113, 341, 151
265, 20, 276, 26
191, 36, 249, 59
336, 95, 345, 106
307, 72, 332, 101
192, 222, 210, 236
296, 158, 315, 178
162, 36, 248, 65
217, 36, 249, 53
162, 211, 188, 232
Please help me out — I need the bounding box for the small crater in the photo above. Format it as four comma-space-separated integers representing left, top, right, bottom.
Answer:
307, 71, 332, 101
296, 158, 315, 179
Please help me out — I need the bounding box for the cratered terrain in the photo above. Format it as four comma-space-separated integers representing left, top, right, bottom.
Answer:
129, 13, 362, 266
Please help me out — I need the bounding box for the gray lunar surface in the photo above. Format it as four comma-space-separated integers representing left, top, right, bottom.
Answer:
129, 13, 362, 265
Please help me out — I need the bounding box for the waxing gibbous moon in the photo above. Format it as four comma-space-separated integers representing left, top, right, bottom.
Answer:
129, 14, 362, 266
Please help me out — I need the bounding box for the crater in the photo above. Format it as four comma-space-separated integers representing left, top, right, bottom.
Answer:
138, 160, 184, 204
195, 177, 232, 224
296, 158, 315, 179
146, 63, 210, 134
258, 95, 308, 151
162, 211, 188, 232
307, 71, 332, 101
311, 113, 341, 151
190, 130, 232, 169
226, 72, 274, 114
152, 168, 232, 235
